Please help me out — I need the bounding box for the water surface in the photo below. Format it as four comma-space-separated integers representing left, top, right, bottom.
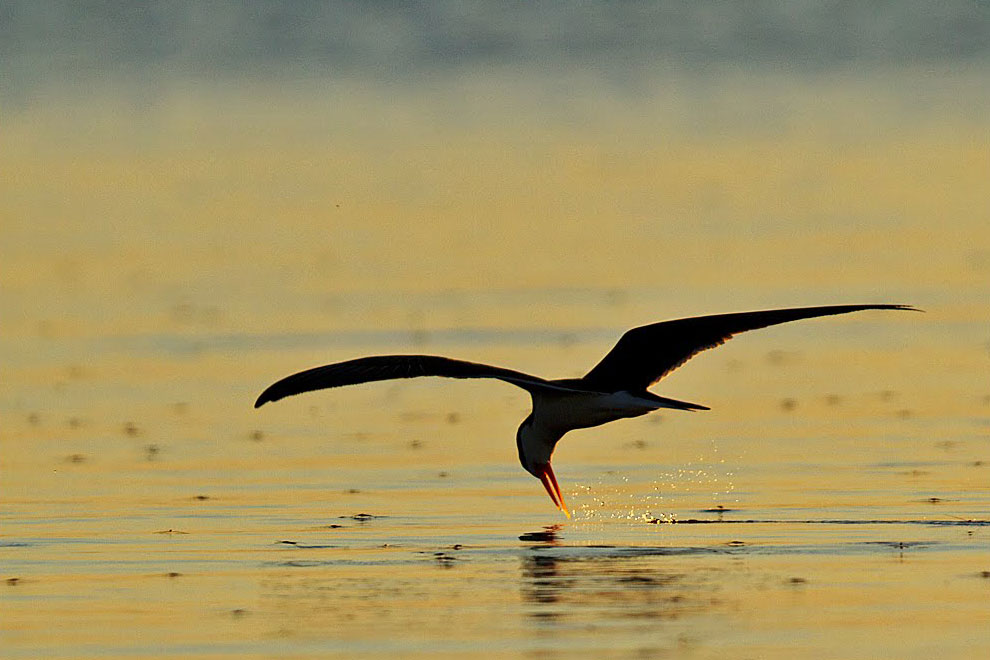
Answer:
3, 4, 990, 658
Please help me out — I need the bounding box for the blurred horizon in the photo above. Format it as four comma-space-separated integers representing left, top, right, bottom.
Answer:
4, 3, 988, 343
4, 1, 990, 102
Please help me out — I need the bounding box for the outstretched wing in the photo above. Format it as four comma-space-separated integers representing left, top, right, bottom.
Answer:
580, 304, 918, 393
255, 354, 593, 408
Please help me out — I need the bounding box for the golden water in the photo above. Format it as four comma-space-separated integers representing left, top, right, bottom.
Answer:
2, 70, 989, 658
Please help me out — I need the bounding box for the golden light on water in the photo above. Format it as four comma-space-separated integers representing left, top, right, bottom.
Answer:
3, 5, 990, 658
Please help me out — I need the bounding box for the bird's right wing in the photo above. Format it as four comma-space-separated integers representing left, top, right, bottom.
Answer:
255, 354, 595, 408
581, 304, 918, 393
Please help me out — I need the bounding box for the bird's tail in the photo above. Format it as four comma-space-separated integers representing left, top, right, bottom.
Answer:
643, 392, 710, 411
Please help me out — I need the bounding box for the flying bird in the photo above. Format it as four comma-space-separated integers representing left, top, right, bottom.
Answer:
255, 304, 916, 517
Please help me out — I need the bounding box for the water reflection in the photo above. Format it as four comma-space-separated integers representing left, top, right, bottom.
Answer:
518, 526, 711, 628
518, 525, 563, 545
519, 526, 567, 614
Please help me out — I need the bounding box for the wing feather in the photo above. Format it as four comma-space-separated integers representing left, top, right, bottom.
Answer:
255, 354, 588, 408
581, 304, 918, 392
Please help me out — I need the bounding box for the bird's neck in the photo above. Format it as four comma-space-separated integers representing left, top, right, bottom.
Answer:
517, 414, 565, 472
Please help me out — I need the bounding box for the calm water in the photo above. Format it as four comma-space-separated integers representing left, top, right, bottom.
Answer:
3, 4, 990, 658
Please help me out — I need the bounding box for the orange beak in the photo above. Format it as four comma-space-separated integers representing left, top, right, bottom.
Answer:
537, 463, 570, 519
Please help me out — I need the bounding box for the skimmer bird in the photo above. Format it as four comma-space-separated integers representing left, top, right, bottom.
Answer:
255, 304, 916, 517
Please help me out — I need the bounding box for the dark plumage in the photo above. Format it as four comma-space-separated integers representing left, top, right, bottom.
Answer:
580, 304, 917, 391
255, 304, 918, 515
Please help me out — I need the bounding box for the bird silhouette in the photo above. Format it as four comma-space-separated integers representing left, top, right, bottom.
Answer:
256, 304, 917, 516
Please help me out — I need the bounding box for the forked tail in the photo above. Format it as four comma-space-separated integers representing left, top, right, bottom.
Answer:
642, 392, 710, 411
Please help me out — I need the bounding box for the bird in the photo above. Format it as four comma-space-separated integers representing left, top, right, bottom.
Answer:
255, 304, 917, 517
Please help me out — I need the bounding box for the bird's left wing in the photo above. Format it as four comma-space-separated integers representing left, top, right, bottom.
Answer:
255, 354, 597, 408
580, 304, 918, 393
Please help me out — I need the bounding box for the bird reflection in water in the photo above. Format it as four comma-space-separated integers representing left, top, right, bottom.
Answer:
518, 526, 709, 628
519, 526, 567, 617
519, 525, 563, 545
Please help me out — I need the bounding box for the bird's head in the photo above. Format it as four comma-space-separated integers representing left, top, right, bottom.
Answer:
516, 415, 569, 518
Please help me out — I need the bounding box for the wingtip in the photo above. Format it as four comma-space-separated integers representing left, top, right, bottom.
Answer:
864, 304, 923, 313
253, 392, 271, 409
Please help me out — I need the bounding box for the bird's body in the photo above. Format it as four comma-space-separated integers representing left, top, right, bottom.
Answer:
534, 386, 682, 431
521, 385, 705, 458
255, 304, 917, 516
513, 387, 704, 511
